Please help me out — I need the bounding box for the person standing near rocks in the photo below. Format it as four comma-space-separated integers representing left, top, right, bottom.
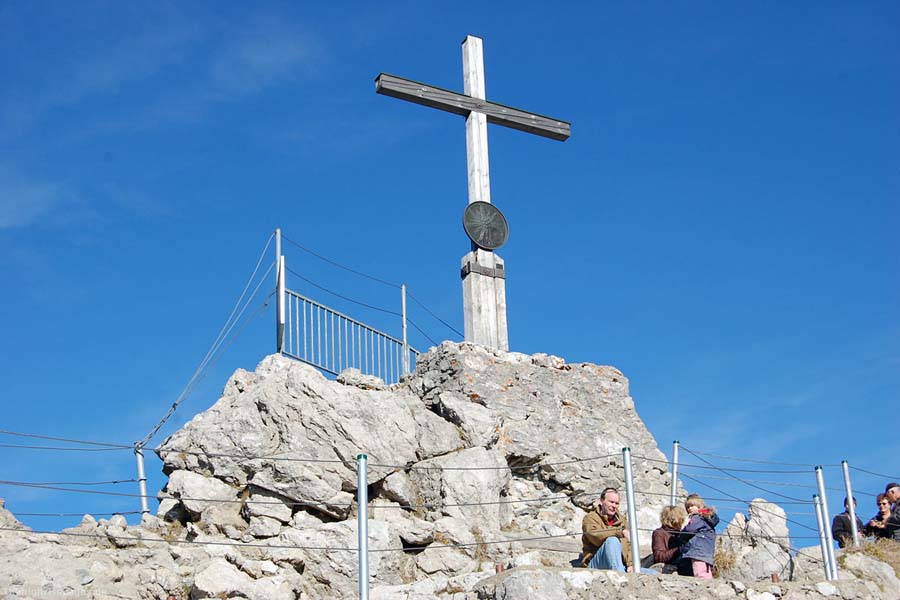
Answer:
580, 487, 633, 572
883, 482, 900, 541
678, 494, 719, 579
831, 496, 865, 548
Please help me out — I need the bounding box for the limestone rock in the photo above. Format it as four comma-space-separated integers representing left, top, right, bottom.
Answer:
0, 499, 29, 531
434, 390, 501, 447
716, 500, 793, 583
406, 343, 677, 516
158, 355, 463, 518
273, 519, 403, 599
165, 470, 239, 518
790, 544, 829, 583
747, 499, 791, 551
840, 550, 900, 597
381, 470, 418, 507
244, 488, 294, 523
337, 367, 386, 390
416, 546, 475, 576
192, 558, 295, 600
407, 447, 510, 527
371, 499, 434, 546
493, 567, 569, 600
248, 515, 283, 537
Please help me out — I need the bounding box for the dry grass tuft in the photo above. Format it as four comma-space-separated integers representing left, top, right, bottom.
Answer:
712, 546, 737, 578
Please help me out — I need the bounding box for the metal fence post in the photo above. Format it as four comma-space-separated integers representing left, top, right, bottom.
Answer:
815, 466, 838, 579
276, 255, 285, 354
401, 284, 409, 376
840, 460, 859, 547
357, 454, 369, 600
622, 447, 642, 573
670, 440, 680, 506
134, 443, 149, 516
275, 229, 283, 353
813, 494, 833, 580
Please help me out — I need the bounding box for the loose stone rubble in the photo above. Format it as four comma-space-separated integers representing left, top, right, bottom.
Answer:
0, 343, 895, 598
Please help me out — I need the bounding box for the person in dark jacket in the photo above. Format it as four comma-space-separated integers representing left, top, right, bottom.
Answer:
866, 493, 893, 539
831, 496, 865, 548
651, 505, 687, 574
678, 494, 719, 579
884, 482, 900, 541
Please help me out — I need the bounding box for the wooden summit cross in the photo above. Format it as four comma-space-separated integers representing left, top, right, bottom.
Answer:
375, 35, 570, 351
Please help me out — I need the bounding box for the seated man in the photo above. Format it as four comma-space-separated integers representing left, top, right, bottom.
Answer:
581, 487, 632, 572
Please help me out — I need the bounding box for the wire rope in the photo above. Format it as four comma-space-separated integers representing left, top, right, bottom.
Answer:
0, 430, 131, 449
285, 267, 400, 316
139, 259, 274, 448
406, 291, 463, 338
405, 318, 439, 347
6, 479, 137, 486
849, 465, 900, 481
678, 471, 868, 496
13, 511, 142, 517
680, 447, 838, 468
679, 448, 810, 503
679, 473, 818, 532
0, 444, 130, 452
632, 454, 810, 474
282, 234, 399, 288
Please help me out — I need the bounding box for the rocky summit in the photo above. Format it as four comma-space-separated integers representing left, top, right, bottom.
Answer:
0, 342, 896, 599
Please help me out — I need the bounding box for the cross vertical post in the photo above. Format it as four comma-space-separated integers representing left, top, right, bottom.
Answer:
459, 35, 506, 349
463, 36, 491, 208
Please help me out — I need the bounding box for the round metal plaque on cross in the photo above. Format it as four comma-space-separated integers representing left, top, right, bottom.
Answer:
463, 201, 509, 250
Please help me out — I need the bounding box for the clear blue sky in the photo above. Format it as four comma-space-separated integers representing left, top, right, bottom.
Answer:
1, 2, 897, 543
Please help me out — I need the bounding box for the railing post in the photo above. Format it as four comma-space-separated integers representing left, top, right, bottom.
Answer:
813, 494, 833, 580
670, 440, 680, 506
134, 443, 149, 516
401, 284, 410, 376
276, 255, 285, 354
275, 229, 283, 352
840, 460, 859, 547
357, 454, 369, 600
815, 466, 838, 580
622, 447, 642, 573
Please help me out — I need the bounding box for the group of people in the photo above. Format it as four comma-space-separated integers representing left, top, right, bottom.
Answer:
579, 481, 900, 578
580, 487, 719, 578
831, 482, 900, 548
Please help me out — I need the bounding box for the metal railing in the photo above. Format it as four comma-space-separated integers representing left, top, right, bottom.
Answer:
282, 288, 418, 384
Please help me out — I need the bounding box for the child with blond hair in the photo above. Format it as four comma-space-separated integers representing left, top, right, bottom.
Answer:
651, 505, 688, 573
679, 493, 719, 579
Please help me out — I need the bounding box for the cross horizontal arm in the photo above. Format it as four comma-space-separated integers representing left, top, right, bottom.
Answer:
375, 73, 570, 141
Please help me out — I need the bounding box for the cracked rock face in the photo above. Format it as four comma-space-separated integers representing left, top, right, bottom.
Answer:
1, 343, 892, 599
406, 343, 677, 519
